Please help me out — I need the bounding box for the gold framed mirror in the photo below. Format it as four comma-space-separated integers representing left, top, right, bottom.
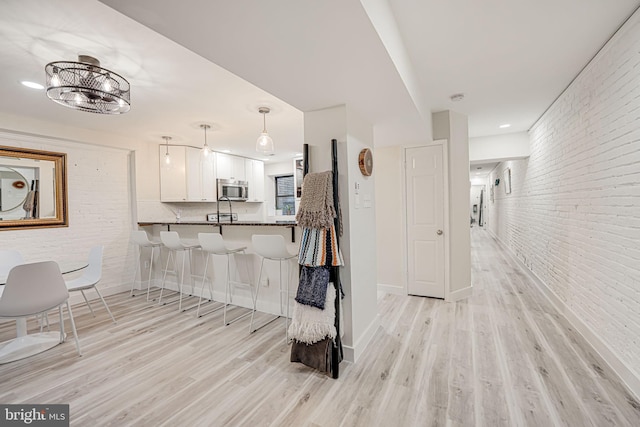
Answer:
0, 145, 68, 230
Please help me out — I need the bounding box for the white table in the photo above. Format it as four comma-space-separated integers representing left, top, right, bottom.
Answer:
0, 260, 88, 364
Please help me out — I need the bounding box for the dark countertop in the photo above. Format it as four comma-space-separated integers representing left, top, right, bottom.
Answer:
138, 220, 297, 227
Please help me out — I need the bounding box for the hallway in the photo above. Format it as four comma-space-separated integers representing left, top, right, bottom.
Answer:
0, 228, 639, 426
462, 227, 639, 425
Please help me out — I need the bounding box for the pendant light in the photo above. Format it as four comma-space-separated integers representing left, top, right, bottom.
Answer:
45, 55, 130, 114
162, 136, 171, 167
200, 124, 212, 158
256, 107, 274, 154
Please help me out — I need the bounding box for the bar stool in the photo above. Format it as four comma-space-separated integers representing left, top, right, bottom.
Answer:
250, 234, 297, 339
196, 233, 250, 321
159, 231, 201, 312
130, 230, 163, 301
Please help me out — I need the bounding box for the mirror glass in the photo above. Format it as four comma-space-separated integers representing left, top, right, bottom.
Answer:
0, 167, 29, 215
0, 146, 68, 230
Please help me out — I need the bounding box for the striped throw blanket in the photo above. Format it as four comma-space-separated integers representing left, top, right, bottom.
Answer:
298, 225, 343, 267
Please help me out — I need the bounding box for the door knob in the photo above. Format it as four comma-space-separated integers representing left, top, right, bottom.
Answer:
436, 229, 443, 235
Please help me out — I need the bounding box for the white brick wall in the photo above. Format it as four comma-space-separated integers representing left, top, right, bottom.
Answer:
0, 131, 135, 297
485, 11, 640, 382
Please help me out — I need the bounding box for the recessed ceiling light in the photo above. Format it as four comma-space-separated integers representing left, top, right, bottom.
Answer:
21, 81, 44, 90
450, 93, 465, 102
263, 158, 270, 161
221, 149, 231, 153
499, 124, 511, 129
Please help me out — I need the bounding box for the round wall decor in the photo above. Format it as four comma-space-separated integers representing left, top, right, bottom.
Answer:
358, 148, 373, 176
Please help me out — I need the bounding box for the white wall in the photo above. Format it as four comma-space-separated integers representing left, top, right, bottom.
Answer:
433, 110, 472, 296
470, 132, 530, 163
304, 105, 379, 363
374, 146, 405, 292
0, 127, 136, 301
484, 10, 640, 396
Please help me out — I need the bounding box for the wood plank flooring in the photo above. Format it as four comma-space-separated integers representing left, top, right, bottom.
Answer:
1, 227, 639, 426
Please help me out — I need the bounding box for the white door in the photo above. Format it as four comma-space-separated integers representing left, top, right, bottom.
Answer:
406, 145, 445, 298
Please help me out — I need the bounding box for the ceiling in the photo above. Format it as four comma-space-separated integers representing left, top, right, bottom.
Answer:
2, 0, 639, 163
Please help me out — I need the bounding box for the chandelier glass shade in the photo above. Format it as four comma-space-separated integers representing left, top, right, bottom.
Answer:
200, 124, 212, 158
45, 55, 130, 114
162, 136, 172, 167
256, 107, 274, 154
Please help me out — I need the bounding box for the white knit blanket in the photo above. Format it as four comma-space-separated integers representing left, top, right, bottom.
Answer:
288, 284, 336, 344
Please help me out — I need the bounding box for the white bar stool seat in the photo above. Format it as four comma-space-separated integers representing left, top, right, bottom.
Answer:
196, 233, 250, 321
251, 234, 297, 339
159, 231, 201, 312
130, 230, 163, 301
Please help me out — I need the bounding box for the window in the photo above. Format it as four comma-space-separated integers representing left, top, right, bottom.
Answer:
275, 175, 295, 215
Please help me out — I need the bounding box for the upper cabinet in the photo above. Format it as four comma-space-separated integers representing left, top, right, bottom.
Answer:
159, 146, 216, 202
160, 147, 266, 203
216, 153, 246, 181
245, 158, 265, 202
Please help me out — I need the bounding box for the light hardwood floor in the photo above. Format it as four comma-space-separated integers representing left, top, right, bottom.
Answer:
1, 228, 639, 426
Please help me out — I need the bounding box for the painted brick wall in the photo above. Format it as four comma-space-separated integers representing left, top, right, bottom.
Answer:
485, 12, 640, 380
0, 131, 135, 297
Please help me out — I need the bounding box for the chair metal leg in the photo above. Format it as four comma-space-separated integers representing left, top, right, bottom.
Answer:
94, 286, 116, 324
130, 245, 142, 297
58, 306, 65, 343
65, 301, 82, 356
158, 250, 174, 305
196, 254, 210, 317
80, 290, 95, 317
249, 258, 265, 333
39, 312, 50, 333
284, 260, 290, 342
178, 250, 186, 312
146, 246, 156, 301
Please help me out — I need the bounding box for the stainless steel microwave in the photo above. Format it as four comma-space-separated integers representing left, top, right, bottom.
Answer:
217, 179, 248, 201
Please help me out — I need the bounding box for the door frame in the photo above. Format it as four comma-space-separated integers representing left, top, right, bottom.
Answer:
402, 139, 451, 300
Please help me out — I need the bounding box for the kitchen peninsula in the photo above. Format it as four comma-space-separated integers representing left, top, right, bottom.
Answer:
137, 220, 298, 242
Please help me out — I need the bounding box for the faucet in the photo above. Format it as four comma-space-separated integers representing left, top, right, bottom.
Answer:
216, 196, 233, 223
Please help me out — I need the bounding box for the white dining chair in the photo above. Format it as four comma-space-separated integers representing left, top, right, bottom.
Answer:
196, 233, 250, 321
65, 246, 116, 324
130, 230, 163, 300
251, 234, 297, 339
159, 231, 201, 312
0, 261, 81, 362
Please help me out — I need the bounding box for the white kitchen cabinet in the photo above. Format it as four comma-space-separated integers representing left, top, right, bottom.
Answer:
159, 146, 216, 202
244, 158, 265, 202
216, 153, 246, 181
186, 148, 217, 201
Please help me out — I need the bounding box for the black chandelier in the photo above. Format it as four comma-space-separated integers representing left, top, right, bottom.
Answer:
45, 55, 130, 114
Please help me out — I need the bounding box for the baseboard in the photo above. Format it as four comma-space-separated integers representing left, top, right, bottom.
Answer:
342, 314, 380, 363
491, 230, 640, 400
377, 283, 405, 295
447, 285, 473, 302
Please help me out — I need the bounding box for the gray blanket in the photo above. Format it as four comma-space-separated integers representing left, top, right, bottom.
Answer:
295, 266, 330, 309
